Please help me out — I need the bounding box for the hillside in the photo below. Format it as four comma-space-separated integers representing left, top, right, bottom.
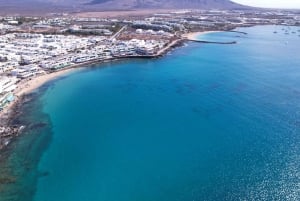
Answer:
0, 0, 246, 14
89, 0, 243, 9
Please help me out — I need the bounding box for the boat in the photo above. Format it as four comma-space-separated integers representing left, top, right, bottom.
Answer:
273, 31, 277, 34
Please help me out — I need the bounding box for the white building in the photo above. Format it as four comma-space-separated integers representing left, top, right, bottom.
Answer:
0, 76, 18, 94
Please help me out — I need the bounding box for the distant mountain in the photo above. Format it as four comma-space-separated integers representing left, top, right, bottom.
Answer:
0, 0, 246, 14
0, 0, 61, 14
89, 0, 243, 9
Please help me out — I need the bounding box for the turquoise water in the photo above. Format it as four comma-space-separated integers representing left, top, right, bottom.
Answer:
1, 25, 300, 200
196, 31, 240, 43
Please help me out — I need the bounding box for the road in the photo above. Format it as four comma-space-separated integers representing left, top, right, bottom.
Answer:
110, 25, 127, 40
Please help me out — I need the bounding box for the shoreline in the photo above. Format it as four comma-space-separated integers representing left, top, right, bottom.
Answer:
0, 28, 241, 123
15, 68, 77, 97
0, 38, 185, 149
0, 27, 245, 149
0, 37, 184, 116
0, 67, 78, 150
182, 31, 220, 40
0, 68, 77, 120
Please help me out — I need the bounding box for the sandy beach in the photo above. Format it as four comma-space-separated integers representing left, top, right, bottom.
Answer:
183, 31, 220, 40
0, 68, 76, 120
0, 38, 183, 121
14, 68, 76, 97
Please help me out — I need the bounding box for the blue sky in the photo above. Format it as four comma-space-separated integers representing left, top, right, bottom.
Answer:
232, 0, 300, 8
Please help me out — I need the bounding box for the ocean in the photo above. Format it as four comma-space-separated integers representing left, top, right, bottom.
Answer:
0, 25, 300, 201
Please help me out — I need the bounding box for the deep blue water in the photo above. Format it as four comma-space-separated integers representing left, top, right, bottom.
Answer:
1, 25, 300, 201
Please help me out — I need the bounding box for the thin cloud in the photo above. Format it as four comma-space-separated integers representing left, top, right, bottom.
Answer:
232, 0, 300, 8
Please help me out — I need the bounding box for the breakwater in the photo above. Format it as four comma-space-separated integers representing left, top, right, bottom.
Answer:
227, 30, 248, 35
186, 39, 237, 44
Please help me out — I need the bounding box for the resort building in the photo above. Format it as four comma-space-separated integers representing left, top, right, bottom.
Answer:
0, 76, 17, 110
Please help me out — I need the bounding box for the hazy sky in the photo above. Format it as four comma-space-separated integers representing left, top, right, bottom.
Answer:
232, 0, 300, 8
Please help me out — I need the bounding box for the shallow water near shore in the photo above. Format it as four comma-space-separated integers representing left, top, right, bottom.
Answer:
1, 25, 300, 200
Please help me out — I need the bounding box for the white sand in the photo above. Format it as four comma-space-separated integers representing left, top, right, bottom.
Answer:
182, 31, 220, 40
0, 68, 76, 119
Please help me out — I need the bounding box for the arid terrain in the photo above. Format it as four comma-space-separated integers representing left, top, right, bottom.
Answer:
0, 0, 247, 15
